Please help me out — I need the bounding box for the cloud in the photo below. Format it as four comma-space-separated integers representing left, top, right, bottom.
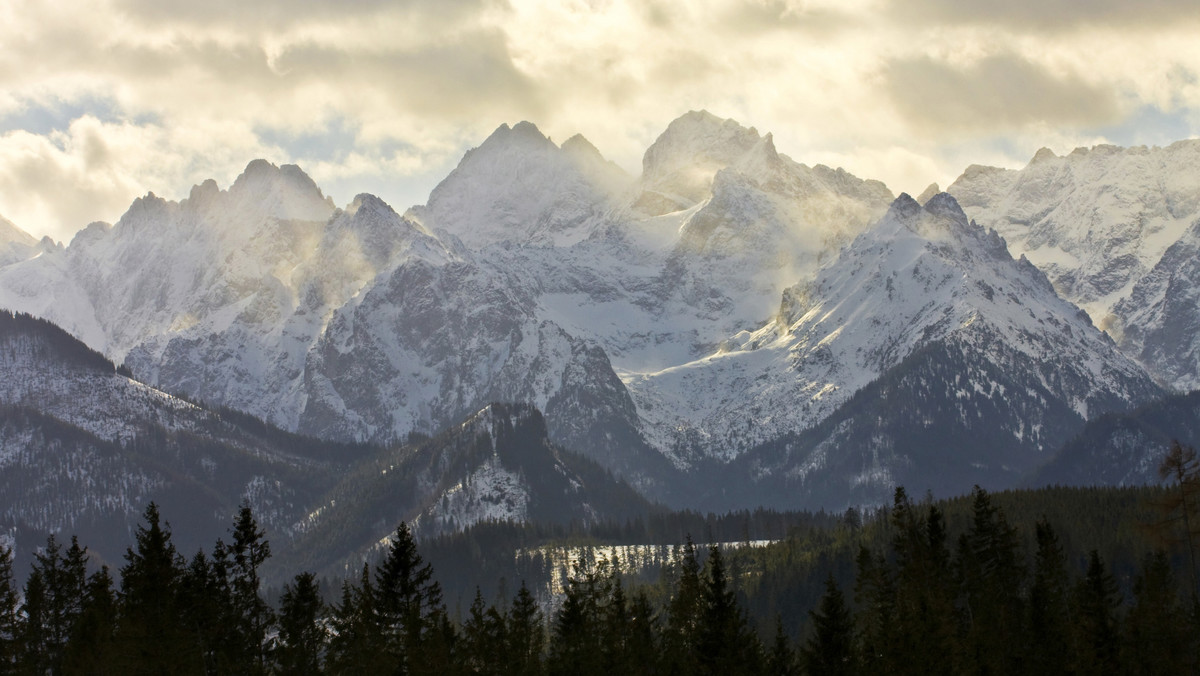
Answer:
0, 116, 275, 243
883, 53, 1123, 135
270, 32, 542, 122
0, 0, 1197, 241
111, 0, 499, 33
894, 0, 1200, 31
716, 0, 866, 36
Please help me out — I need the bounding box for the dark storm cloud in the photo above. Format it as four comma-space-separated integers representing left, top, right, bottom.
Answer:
884, 53, 1122, 134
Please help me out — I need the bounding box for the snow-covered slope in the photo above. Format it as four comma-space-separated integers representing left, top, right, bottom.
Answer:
0, 113, 1179, 511
0, 310, 369, 577
628, 193, 1162, 465
0, 309, 651, 582
0, 215, 51, 267
947, 141, 1200, 332
0, 160, 337, 361
0, 155, 649, 485
1109, 218, 1200, 390
515, 111, 894, 374
0, 310, 207, 443
407, 122, 629, 248
123, 190, 459, 432
287, 402, 654, 577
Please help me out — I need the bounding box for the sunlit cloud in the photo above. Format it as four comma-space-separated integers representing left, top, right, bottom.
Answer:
0, 0, 1197, 241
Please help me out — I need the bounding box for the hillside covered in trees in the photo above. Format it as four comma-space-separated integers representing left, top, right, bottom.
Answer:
4, 446, 1200, 675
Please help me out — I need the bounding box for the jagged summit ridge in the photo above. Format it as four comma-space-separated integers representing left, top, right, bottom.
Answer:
948, 138, 1200, 321
626, 192, 1159, 464
637, 110, 770, 211
408, 121, 629, 248
948, 138, 1200, 392
0, 113, 1185, 510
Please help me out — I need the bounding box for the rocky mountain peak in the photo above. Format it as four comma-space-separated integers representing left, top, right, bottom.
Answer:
67, 221, 112, 249
185, 178, 221, 208
117, 192, 175, 231
884, 192, 923, 223
1030, 147, 1058, 165
638, 111, 765, 207
923, 191, 969, 223
345, 192, 397, 219
0, 215, 48, 267
476, 121, 556, 155
413, 120, 627, 248
227, 159, 335, 223
561, 133, 603, 160
916, 182, 941, 205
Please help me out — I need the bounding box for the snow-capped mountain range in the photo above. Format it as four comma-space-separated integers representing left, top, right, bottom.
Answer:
947, 140, 1200, 391
0, 110, 1194, 512
630, 192, 1158, 466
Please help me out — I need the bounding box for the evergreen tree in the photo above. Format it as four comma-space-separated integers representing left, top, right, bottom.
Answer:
599, 576, 630, 672
889, 491, 956, 675
765, 615, 798, 676
326, 564, 390, 675
1125, 550, 1191, 676
697, 545, 760, 675
1026, 519, 1072, 676
505, 582, 545, 676
274, 572, 326, 676
1072, 550, 1122, 675
177, 550, 227, 674
955, 486, 1025, 675
1156, 441, 1200, 596
853, 546, 896, 676
622, 590, 657, 676
463, 588, 506, 676
23, 535, 88, 675
114, 502, 194, 675
63, 566, 118, 676
17, 571, 48, 676
375, 521, 447, 674
547, 558, 604, 676
800, 575, 856, 676
662, 537, 703, 674
0, 545, 19, 675
216, 505, 273, 674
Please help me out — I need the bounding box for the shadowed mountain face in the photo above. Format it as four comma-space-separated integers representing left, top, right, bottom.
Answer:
0, 311, 653, 581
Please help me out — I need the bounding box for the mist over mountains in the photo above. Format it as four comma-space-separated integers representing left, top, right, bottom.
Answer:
1, 110, 1197, 571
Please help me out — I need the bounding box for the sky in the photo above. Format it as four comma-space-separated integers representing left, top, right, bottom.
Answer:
1, 0, 1199, 243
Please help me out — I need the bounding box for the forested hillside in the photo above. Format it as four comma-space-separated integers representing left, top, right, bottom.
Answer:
3, 453, 1198, 674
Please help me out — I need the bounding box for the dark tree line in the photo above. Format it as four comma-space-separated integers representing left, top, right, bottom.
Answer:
796, 485, 1200, 675
5, 461, 1200, 674
0, 501, 777, 675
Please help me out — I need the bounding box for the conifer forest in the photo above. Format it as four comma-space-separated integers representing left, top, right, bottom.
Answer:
3, 443, 1200, 675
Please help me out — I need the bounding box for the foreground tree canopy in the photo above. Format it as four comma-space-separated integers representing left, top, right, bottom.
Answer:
3, 448, 1200, 674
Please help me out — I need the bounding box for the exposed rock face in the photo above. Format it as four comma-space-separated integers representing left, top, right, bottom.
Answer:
1110, 218, 1200, 390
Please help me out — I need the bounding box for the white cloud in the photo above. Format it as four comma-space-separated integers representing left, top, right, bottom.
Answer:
0, 0, 1197, 239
